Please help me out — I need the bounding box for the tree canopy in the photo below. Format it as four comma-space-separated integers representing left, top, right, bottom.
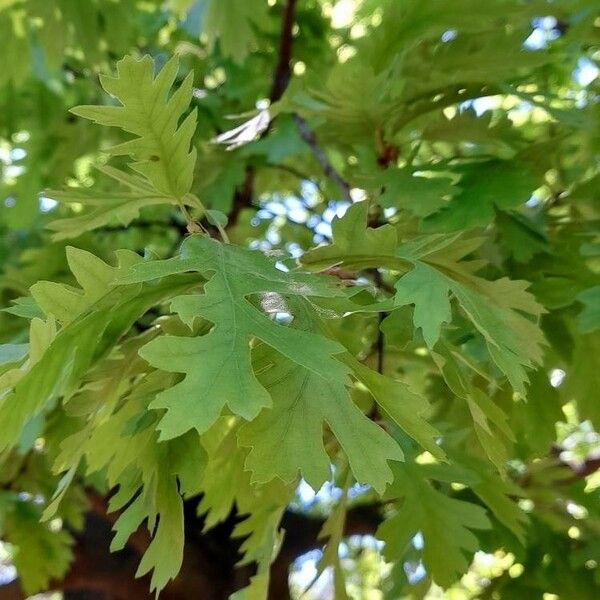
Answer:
0, 1, 599, 599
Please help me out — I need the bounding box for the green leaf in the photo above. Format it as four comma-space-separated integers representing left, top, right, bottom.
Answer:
393, 262, 452, 348
423, 160, 539, 231
495, 209, 549, 263
0, 317, 56, 425
577, 286, 600, 333
30, 246, 133, 324
471, 467, 527, 543
466, 388, 514, 473
310, 204, 545, 394
46, 166, 189, 240
302, 202, 402, 271
197, 151, 246, 213
122, 235, 349, 439
375, 169, 458, 217
379, 462, 491, 589
422, 109, 519, 153
2, 297, 44, 320
239, 346, 403, 493
395, 236, 546, 394
46, 54, 199, 239
229, 494, 289, 600
63, 373, 207, 593
0, 250, 195, 452
347, 358, 444, 461
134, 474, 184, 593
312, 470, 352, 600
4, 498, 74, 595
432, 344, 514, 473
380, 305, 414, 349
201, 0, 268, 63
229, 516, 283, 600
71, 55, 197, 199
194, 424, 291, 599
562, 333, 600, 427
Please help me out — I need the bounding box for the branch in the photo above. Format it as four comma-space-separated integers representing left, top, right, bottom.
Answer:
293, 113, 353, 202
226, 0, 299, 230
269, 0, 298, 103
41, 491, 250, 600
0, 581, 25, 600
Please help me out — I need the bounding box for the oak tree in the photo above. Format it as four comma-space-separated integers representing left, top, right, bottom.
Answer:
0, 1, 599, 599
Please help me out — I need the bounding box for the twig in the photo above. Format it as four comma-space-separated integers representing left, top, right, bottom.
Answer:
367, 268, 388, 377
293, 113, 353, 202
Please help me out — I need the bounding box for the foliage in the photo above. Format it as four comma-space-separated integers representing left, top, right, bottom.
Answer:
0, 0, 599, 598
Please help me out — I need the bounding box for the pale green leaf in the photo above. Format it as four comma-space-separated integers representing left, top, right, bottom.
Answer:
71, 55, 197, 199
379, 462, 491, 589
122, 235, 350, 439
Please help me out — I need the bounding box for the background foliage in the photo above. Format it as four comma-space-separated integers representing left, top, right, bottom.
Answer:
0, 0, 599, 598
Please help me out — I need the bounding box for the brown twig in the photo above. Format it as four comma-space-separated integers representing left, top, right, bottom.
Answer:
293, 113, 353, 202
